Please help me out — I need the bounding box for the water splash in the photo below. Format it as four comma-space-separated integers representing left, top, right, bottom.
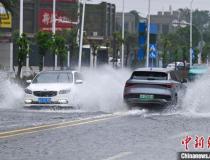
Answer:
0, 71, 24, 109
78, 65, 131, 112
182, 69, 210, 115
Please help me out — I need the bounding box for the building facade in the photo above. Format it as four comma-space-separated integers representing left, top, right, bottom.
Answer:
150, 11, 180, 34
0, 0, 78, 71
84, 2, 115, 39
116, 12, 136, 34
0, 1, 116, 71
12, 0, 78, 34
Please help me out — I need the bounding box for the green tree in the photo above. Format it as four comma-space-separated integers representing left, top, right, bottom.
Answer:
124, 32, 138, 67
158, 25, 201, 65
158, 9, 210, 65
202, 43, 210, 62
158, 34, 172, 66
112, 32, 124, 67
35, 31, 53, 71
51, 34, 67, 70
15, 33, 30, 79
60, 29, 78, 67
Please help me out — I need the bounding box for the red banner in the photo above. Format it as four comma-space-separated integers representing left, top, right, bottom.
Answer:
39, 9, 75, 31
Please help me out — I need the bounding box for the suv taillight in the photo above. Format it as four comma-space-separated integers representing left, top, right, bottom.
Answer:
125, 83, 137, 88
162, 83, 176, 88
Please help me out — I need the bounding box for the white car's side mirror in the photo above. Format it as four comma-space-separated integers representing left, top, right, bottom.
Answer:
75, 80, 83, 84
26, 80, 32, 84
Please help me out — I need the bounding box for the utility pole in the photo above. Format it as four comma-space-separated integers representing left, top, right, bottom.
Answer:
121, 0, 125, 68
78, 0, 86, 71
190, 0, 194, 67
19, 0, 23, 36
146, 0, 151, 67
53, 0, 57, 70
20, 0, 30, 75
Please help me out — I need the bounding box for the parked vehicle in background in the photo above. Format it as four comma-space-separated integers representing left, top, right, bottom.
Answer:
167, 62, 190, 82
166, 62, 186, 70
123, 68, 186, 108
188, 64, 209, 81
24, 70, 83, 108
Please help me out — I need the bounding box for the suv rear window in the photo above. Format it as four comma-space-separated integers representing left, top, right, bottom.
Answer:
131, 71, 168, 80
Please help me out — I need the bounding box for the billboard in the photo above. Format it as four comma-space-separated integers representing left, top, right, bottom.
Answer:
39, 9, 75, 31
0, 3, 12, 28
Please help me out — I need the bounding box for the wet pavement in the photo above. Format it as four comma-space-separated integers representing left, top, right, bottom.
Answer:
0, 107, 210, 160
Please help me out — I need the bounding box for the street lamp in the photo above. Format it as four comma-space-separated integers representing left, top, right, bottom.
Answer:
121, 0, 125, 68
190, 0, 194, 67
19, 0, 23, 37
52, 0, 57, 70
78, 0, 86, 71
146, 0, 151, 68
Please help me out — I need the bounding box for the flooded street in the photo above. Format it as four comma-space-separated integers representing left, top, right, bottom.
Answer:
2, 0, 210, 159
1, 108, 210, 160
0, 69, 210, 160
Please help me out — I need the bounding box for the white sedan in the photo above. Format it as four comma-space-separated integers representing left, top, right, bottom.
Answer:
24, 70, 83, 108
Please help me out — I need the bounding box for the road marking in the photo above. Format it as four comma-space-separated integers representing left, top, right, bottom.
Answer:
0, 114, 121, 139
169, 132, 193, 139
102, 152, 133, 160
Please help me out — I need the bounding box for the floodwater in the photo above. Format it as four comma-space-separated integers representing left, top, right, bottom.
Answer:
0, 67, 210, 118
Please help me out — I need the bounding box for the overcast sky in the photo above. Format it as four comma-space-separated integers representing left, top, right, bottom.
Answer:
89, 0, 210, 16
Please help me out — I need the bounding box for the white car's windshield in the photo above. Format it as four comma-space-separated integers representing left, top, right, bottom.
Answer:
33, 72, 73, 83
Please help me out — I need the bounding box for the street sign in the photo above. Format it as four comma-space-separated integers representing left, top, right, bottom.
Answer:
149, 44, 157, 59
0, 3, 12, 28
180, 20, 187, 28
191, 48, 195, 60
172, 19, 179, 27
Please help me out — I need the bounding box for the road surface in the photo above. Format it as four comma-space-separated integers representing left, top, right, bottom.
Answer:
0, 107, 209, 160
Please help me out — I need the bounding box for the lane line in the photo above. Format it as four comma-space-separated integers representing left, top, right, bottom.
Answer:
169, 132, 192, 139
0, 114, 121, 139
102, 152, 133, 160
0, 114, 114, 135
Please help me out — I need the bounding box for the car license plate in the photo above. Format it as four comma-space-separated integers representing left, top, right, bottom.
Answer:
139, 94, 154, 101
38, 98, 51, 104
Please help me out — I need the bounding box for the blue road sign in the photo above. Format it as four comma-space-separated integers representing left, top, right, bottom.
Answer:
149, 44, 157, 59
192, 48, 195, 60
